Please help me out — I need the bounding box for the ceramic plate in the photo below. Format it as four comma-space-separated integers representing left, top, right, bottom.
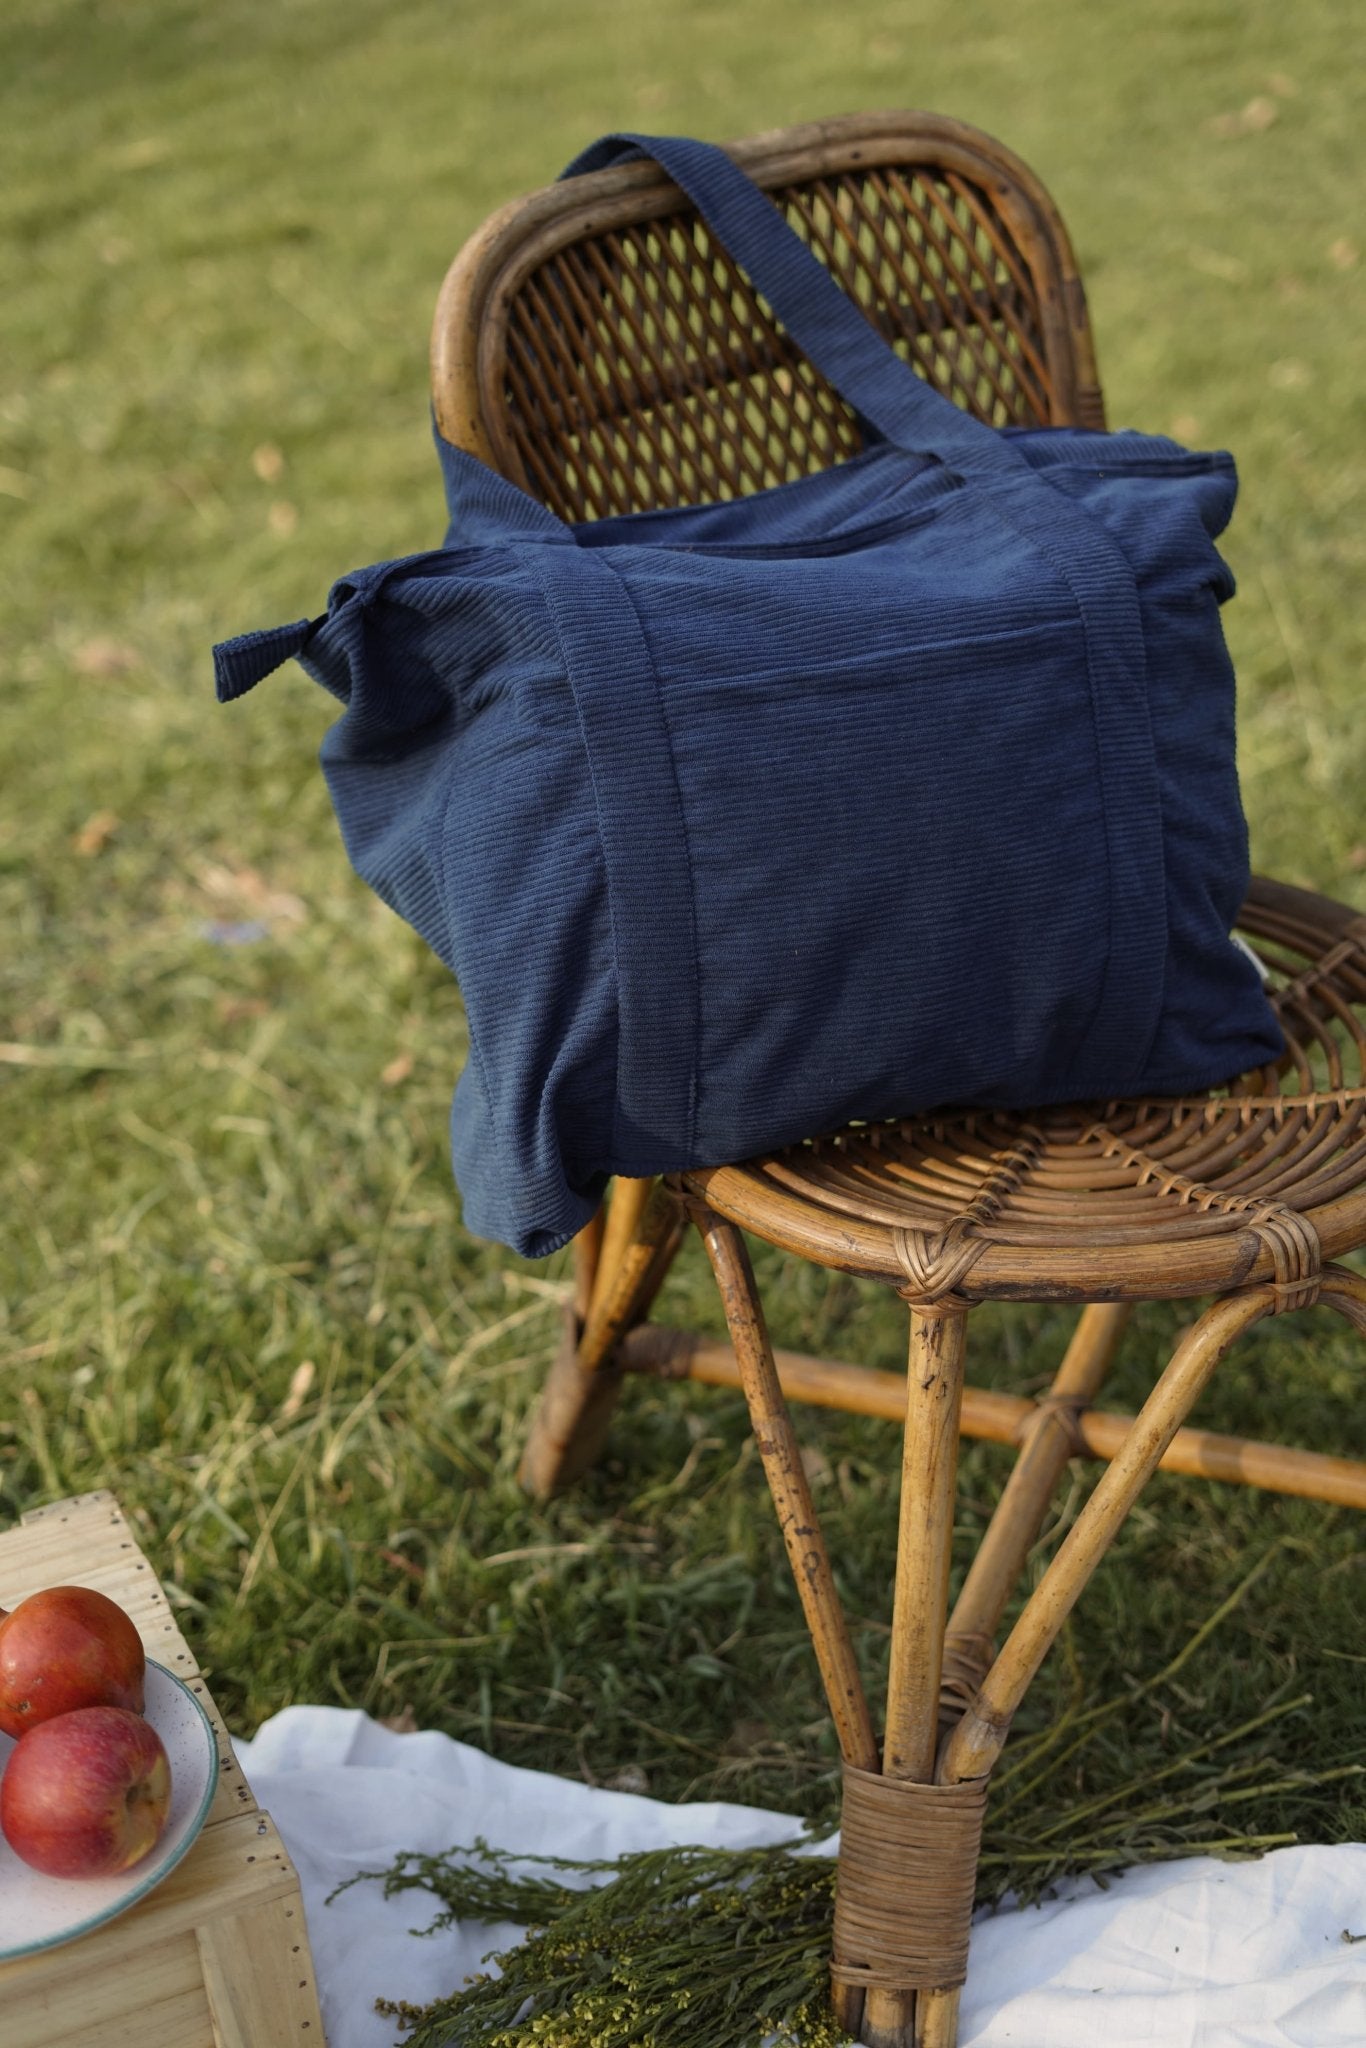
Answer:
0, 1660, 219, 1960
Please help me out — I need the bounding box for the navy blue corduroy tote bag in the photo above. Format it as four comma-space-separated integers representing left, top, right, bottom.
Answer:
214, 132, 1284, 1258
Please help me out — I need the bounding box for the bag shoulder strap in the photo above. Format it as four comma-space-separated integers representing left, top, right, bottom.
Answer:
562, 132, 1022, 477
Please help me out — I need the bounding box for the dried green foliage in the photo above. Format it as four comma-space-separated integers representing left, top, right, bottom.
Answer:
341, 1558, 1362, 2047
343, 1838, 845, 2048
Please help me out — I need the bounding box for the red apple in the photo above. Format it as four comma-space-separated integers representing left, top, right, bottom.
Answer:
0, 1705, 172, 1878
0, 1586, 145, 1737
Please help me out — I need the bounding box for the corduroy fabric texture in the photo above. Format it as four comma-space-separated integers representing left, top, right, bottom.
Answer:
214, 133, 1283, 1258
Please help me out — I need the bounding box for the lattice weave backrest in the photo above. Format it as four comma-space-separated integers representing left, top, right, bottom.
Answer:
434, 116, 1104, 523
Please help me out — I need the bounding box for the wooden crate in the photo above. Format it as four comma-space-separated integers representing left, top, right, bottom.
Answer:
0, 1491, 326, 2048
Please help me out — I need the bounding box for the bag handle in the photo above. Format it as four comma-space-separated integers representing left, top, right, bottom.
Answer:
562, 136, 1173, 1101
561, 132, 1024, 477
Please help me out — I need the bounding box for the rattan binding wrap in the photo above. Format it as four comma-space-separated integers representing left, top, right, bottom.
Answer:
831, 1767, 989, 1992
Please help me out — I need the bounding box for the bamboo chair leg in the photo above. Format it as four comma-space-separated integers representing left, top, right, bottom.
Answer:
944, 1303, 1131, 1682
902, 1267, 1366, 2048
919, 1268, 1366, 2046
909, 1294, 1269, 2048
587, 1177, 655, 1325
913, 1284, 1285, 2046
519, 1180, 683, 1497
571, 1207, 606, 1324
939, 1285, 1275, 1792
695, 1207, 878, 2039
697, 1211, 879, 1767
861, 1303, 969, 2048
916, 1986, 962, 2048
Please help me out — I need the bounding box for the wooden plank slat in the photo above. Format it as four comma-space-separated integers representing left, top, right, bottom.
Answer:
2, 1931, 213, 2048
198, 1897, 324, 2048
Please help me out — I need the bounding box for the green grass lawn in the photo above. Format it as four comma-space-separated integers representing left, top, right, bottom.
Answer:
2, 0, 1364, 1911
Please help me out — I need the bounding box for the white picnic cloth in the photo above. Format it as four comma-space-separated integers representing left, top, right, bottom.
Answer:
236, 1706, 1366, 2047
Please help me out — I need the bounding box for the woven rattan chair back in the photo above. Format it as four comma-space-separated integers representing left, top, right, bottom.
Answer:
431, 112, 1105, 519
431, 115, 1366, 2048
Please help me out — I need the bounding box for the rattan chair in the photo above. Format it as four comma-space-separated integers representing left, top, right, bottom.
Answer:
431, 113, 1366, 2048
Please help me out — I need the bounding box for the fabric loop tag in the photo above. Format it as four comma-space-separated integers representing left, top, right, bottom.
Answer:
215, 619, 315, 702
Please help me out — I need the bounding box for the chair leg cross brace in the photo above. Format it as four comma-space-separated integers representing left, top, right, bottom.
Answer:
691, 1208, 1366, 2048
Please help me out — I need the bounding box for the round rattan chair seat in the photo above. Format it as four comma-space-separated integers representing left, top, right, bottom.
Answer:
685, 878, 1366, 1304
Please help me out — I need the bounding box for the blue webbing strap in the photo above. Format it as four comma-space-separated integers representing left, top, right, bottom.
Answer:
523, 543, 702, 1166
561, 132, 1023, 478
